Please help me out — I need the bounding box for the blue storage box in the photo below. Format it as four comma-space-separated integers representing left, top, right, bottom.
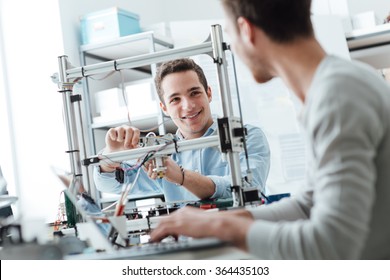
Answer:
80, 7, 141, 45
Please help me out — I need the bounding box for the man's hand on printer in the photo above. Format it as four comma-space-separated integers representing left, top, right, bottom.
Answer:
99, 125, 183, 186
143, 157, 184, 185
100, 125, 140, 172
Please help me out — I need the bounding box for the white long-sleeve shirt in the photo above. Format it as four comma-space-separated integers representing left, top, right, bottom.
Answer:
247, 55, 390, 259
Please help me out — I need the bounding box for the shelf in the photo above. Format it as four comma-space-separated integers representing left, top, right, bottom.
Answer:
92, 114, 159, 129
80, 31, 174, 61
346, 24, 390, 51
91, 113, 177, 133
346, 24, 390, 69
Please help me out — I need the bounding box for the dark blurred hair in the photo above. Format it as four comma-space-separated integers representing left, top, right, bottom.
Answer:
155, 58, 208, 103
221, 0, 314, 42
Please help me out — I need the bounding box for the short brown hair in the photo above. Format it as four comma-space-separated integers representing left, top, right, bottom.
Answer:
154, 58, 208, 103
221, 0, 314, 43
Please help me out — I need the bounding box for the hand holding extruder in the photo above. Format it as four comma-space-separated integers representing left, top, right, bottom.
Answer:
143, 157, 185, 186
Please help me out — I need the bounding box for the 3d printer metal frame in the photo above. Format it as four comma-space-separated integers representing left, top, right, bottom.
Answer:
57, 24, 248, 208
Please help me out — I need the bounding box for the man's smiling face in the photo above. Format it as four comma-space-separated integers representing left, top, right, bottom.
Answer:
160, 70, 213, 139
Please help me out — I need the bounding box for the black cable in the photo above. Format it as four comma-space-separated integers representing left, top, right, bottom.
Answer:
260, 191, 270, 203
173, 137, 179, 153
230, 51, 252, 182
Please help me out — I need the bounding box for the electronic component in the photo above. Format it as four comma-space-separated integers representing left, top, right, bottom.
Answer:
140, 133, 176, 179
152, 156, 166, 178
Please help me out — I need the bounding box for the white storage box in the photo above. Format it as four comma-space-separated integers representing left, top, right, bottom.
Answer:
80, 7, 141, 45
125, 80, 159, 117
95, 88, 127, 119
351, 11, 381, 30
94, 80, 158, 122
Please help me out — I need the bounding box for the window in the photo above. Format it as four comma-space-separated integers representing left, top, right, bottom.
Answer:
0, 0, 69, 222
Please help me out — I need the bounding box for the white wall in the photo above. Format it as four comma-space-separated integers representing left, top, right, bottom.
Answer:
313, 0, 389, 22
347, 0, 389, 20
58, 0, 223, 64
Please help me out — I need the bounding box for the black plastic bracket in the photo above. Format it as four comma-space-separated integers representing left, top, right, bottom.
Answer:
82, 157, 100, 166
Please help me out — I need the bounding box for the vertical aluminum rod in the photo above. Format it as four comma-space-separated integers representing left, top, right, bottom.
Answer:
58, 55, 83, 192
211, 25, 244, 206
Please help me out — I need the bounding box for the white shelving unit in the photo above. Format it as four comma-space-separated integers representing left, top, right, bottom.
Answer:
346, 23, 390, 69
80, 31, 174, 60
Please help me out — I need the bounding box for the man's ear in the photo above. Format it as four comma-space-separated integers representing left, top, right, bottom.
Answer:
159, 102, 169, 116
207, 86, 212, 103
237, 17, 255, 45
